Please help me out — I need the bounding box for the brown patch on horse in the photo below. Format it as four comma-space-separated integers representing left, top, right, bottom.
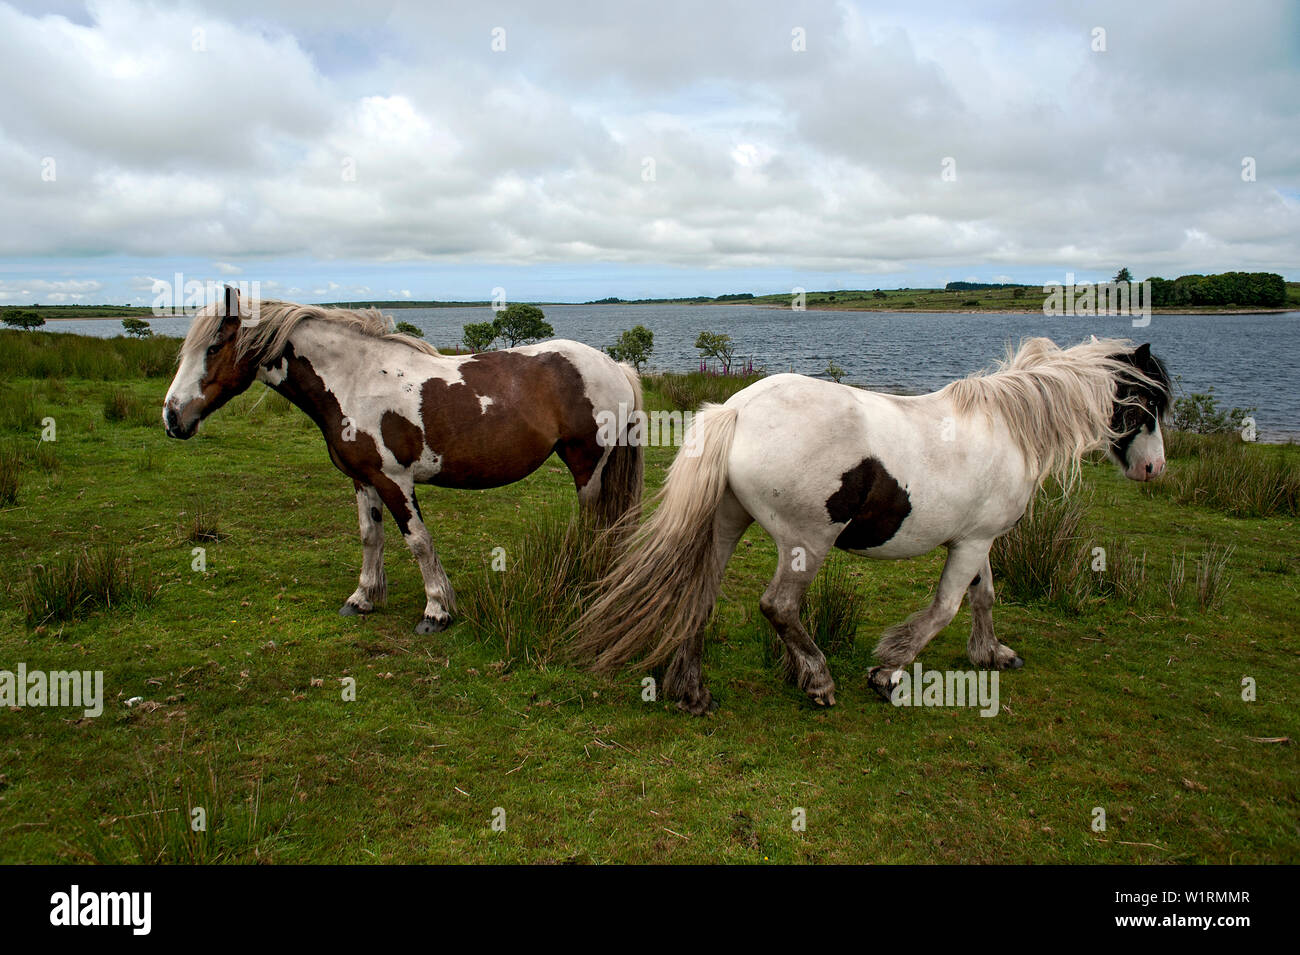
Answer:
276, 344, 415, 532
419, 351, 598, 490
827, 457, 912, 550
381, 411, 424, 467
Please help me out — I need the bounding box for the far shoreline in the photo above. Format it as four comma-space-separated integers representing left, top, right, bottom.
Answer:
32, 305, 1300, 319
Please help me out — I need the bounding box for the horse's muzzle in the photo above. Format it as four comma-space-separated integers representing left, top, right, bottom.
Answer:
163, 405, 196, 440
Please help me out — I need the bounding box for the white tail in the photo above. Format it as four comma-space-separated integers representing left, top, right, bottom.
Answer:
572, 403, 739, 672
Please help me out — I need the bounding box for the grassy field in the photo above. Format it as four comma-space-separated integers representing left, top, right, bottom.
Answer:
0, 331, 1296, 864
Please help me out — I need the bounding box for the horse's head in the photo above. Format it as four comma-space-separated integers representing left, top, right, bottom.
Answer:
163, 287, 261, 439
1107, 342, 1171, 482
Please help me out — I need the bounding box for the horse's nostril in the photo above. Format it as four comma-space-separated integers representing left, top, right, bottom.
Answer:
1146, 462, 1153, 473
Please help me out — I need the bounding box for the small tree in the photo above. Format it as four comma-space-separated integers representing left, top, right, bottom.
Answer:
694, 331, 737, 374
1114, 267, 1133, 284
494, 303, 554, 347
607, 325, 654, 372
462, 321, 498, 352
394, 320, 424, 338
121, 317, 153, 338
824, 359, 846, 383
3, 310, 45, 331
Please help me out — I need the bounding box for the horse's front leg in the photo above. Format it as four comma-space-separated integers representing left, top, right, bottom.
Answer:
966, 554, 1024, 671
340, 482, 387, 616
377, 479, 455, 634
868, 540, 991, 699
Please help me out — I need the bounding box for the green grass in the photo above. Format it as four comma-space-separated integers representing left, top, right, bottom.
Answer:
0, 351, 1296, 863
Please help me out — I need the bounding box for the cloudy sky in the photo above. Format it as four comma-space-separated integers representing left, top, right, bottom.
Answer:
1, 0, 1297, 304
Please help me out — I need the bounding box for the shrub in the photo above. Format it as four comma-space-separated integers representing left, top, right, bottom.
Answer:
607, 325, 654, 371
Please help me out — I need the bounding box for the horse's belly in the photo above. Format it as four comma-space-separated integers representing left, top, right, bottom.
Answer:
417, 426, 557, 489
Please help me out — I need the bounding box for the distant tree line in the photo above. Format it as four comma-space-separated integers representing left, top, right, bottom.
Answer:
944, 282, 1032, 291
1146, 272, 1285, 308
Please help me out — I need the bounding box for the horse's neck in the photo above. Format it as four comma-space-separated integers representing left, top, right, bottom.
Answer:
258, 321, 438, 410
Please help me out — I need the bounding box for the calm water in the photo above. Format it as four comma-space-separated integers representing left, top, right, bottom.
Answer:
46, 306, 1300, 440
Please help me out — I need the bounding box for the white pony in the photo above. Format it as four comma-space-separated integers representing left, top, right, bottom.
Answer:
574, 337, 1171, 714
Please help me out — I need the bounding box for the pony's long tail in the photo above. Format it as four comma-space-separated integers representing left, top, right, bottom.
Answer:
573, 403, 739, 673
592, 363, 645, 526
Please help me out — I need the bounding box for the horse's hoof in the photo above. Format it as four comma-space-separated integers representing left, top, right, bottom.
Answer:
339, 602, 364, 617
675, 688, 714, 716
414, 615, 450, 635
867, 666, 901, 702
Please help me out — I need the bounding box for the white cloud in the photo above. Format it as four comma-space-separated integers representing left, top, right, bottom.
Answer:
0, 0, 1295, 285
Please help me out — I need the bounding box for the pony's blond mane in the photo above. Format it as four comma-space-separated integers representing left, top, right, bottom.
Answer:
941, 336, 1161, 490
180, 299, 441, 363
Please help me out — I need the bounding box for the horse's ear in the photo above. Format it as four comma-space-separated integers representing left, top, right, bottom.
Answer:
1134, 342, 1152, 364
223, 285, 240, 319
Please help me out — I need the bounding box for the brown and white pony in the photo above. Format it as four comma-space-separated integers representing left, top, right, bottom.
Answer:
574, 337, 1171, 714
164, 287, 642, 633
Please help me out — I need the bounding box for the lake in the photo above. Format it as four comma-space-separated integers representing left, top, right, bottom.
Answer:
44, 305, 1300, 441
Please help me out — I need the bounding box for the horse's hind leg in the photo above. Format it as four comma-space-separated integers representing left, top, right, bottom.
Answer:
664, 488, 752, 715
869, 540, 990, 697
340, 482, 387, 616
966, 555, 1023, 670
760, 535, 837, 707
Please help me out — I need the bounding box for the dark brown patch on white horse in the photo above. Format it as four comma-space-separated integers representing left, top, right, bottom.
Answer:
418, 351, 599, 490
276, 343, 414, 533
380, 410, 424, 467
827, 457, 912, 550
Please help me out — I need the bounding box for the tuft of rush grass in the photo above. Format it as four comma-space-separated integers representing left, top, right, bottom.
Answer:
991, 487, 1088, 608
103, 388, 156, 426
0, 382, 39, 431
1146, 430, 1300, 517
800, 553, 866, 657
993, 489, 1236, 613
1088, 538, 1149, 606
186, 496, 223, 543
73, 766, 295, 864
1166, 549, 1188, 608
1195, 543, 1235, 613
18, 542, 159, 627
643, 370, 765, 411
0, 438, 60, 505
0, 442, 19, 505
458, 509, 615, 664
